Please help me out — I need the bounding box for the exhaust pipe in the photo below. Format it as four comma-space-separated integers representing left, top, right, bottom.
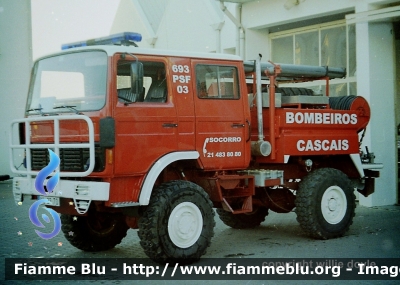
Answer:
251, 55, 271, 157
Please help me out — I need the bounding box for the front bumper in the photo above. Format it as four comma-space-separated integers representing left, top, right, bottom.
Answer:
13, 177, 109, 214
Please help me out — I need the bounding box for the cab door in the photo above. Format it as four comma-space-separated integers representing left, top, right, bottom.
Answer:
192, 60, 250, 170
114, 58, 178, 175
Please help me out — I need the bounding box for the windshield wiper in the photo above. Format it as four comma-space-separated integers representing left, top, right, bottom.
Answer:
53, 105, 82, 114
27, 108, 46, 116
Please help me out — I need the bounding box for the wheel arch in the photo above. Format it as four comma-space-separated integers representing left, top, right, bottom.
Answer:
138, 151, 200, 205
322, 153, 364, 179
301, 154, 364, 179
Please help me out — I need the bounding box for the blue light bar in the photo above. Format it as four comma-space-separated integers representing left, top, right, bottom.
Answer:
61, 32, 142, 50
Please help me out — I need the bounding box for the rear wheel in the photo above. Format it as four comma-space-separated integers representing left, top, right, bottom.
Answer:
216, 207, 269, 229
61, 209, 129, 251
295, 168, 356, 239
138, 180, 215, 264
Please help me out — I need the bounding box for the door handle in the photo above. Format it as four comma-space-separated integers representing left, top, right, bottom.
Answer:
246, 119, 251, 142
231, 123, 245, 128
162, 123, 178, 128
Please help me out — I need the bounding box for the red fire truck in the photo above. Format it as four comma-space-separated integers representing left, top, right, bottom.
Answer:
10, 32, 382, 263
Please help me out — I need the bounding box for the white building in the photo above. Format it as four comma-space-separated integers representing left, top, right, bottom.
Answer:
1, 0, 398, 207
0, 0, 32, 176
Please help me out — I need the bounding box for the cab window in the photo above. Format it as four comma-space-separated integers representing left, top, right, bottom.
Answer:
195, 65, 239, 99
117, 60, 167, 103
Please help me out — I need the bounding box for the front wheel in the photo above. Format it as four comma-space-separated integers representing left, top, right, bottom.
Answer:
138, 181, 215, 264
61, 209, 129, 251
295, 168, 356, 239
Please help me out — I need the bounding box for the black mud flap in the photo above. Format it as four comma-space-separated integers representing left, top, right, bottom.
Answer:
0, 175, 10, 181
357, 170, 380, 197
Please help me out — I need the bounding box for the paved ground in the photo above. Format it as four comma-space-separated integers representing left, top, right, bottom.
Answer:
1, 179, 400, 285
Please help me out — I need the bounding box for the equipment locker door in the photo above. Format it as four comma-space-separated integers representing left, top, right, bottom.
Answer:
192, 61, 249, 170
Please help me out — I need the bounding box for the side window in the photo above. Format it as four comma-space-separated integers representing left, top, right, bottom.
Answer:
195, 65, 239, 99
117, 60, 167, 103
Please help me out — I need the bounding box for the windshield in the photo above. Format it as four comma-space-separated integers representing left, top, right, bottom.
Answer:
27, 51, 107, 114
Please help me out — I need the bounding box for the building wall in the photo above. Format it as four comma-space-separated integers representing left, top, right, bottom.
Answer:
31, 0, 119, 60
110, 0, 237, 53
155, 0, 221, 52
110, 0, 154, 49
242, 0, 354, 31
0, 0, 32, 176
356, 21, 397, 206
239, 0, 399, 206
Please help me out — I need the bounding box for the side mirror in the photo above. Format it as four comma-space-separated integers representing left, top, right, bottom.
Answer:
130, 62, 143, 97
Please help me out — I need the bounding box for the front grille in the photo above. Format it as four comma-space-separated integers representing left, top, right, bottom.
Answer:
31, 147, 105, 172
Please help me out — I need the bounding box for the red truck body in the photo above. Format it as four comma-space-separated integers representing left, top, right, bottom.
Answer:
10, 33, 382, 263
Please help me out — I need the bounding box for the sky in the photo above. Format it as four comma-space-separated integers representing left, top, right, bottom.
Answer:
31, 0, 120, 60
